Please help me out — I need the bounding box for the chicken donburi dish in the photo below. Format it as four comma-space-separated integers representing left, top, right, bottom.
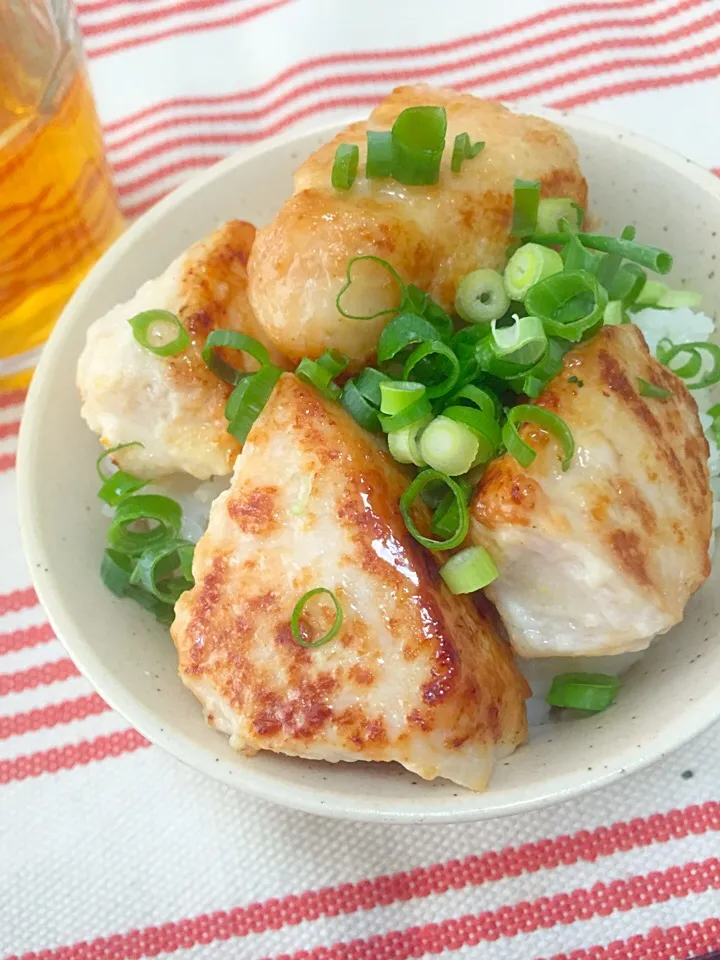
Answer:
78, 86, 718, 793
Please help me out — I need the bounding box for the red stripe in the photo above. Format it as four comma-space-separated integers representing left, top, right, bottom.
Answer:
11, 803, 719, 959
86, 0, 293, 58
101, 0, 657, 132
0, 587, 38, 617
0, 658, 78, 696
543, 917, 720, 960
0, 389, 27, 410
553, 60, 720, 107
0, 728, 149, 786
0, 420, 20, 442
0, 452, 16, 473
270, 860, 720, 960
81, 0, 267, 32
0, 623, 54, 656
0, 692, 109, 740
106, 0, 709, 156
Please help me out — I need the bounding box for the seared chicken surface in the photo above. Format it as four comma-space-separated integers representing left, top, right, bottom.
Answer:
248, 85, 587, 370
78, 220, 287, 480
172, 374, 528, 790
469, 325, 711, 659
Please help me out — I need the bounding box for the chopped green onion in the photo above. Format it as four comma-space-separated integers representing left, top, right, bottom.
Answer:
507, 337, 570, 398
442, 405, 502, 464
101, 549, 134, 597
331, 143, 359, 190
336, 255, 407, 321
295, 357, 339, 398
490, 315, 548, 367
421, 295, 454, 341
128, 310, 190, 357
391, 105, 447, 186
379, 380, 426, 415
377, 313, 444, 364
502, 404, 574, 471
546, 672, 621, 712
227, 364, 282, 443
446, 383, 499, 420
98, 471, 148, 507
354, 367, 390, 406
440, 545, 498, 594
340, 380, 381, 432
202, 330, 270, 386
635, 280, 669, 306
366, 131, 393, 179
430, 481, 471, 538
451, 133, 485, 173
291, 588, 343, 648
129, 539, 195, 603
511, 179, 541, 238
455, 268, 510, 324
637, 377, 672, 399
669, 349, 702, 379
400, 469, 469, 550
530, 231, 672, 274
524, 269, 607, 342
708, 403, 720, 446
388, 414, 431, 466
656, 340, 720, 390
402, 340, 460, 399
609, 262, 647, 305
656, 289, 703, 309
536, 198, 583, 234
419, 416, 479, 476
503, 243, 563, 300
603, 301, 626, 326
107, 494, 183, 556
96, 442, 143, 482
316, 349, 349, 377
378, 394, 432, 433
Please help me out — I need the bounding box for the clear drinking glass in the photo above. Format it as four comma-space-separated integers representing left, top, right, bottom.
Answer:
0, 0, 125, 389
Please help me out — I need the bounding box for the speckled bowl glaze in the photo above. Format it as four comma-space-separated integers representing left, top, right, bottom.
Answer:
18, 111, 720, 823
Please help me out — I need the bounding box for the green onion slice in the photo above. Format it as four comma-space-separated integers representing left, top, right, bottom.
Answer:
107, 494, 183, 556
708, 402, 720, 446
388, 414, 431, 466
227, 364, 282, 443
525, 269, 608, 342
503, 404, 574, 471
400, 469, 470, 550
656, 289, 703, 309
603, 301, 626, 326
98, 471, 148, 507
507, 337, 569, 398
316, 349, 349, 377
531, 231, 673, 274
296, 357, 336, 396
656, 340, 720, 390
635, 280, 669, 306
419, 416, 479, 476
128, 310, 190, 357
331, 143, 359, 190
442, 405, 502, 463
491, 315, 548, 368
101, 549, 134, 597
402, 340, 460, 398
430, 481, 471, 539
354, 366, 391, 406
637, 377, 672, 399
451, 132, 485, 174
668, 349, 702, 380
202, 330, 270, 386
440, 545, 498, 594
546, 672, 621, 712
130, 539, 195, 603
377, 312, 441, 363
291, 588, 343, 648
366, 131, 394, 179
378, 394, 432, 434
96, 442, 143, 481
340, 380, 381, 432
511, 179, 541, 237
503, 243, 563, 301
609, 262, 647, 305
336, 255, 407, 321
446, 383, 499, 420
391, 105, 447, 186
379, 380, 426, 415
536, 197, 583, 234
455, 268, 510, 325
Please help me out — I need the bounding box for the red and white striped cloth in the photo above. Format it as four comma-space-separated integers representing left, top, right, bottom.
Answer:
3, 1, 720, 956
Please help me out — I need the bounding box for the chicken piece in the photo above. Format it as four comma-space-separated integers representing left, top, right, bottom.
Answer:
248, 84, 587, 370
469, 325, 712, 659
77, 220, 287, 480
172, 374, 528, 790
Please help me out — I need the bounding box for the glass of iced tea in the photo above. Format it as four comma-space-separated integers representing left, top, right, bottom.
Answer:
0, 0, 125, 389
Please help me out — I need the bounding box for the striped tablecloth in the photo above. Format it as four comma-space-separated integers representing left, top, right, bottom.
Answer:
3, 1, 720, 957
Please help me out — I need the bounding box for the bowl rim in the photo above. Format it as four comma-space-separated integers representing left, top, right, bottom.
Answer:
17, 107, 720, 823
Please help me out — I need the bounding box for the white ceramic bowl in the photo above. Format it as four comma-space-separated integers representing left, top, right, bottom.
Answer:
18, 111, 720, 823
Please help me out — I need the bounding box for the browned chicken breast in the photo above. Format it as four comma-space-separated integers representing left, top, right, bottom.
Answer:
248, 85, 587, 370
172, 374, 528, 790
78, 220, 287, 480
469, 325, 711, 659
